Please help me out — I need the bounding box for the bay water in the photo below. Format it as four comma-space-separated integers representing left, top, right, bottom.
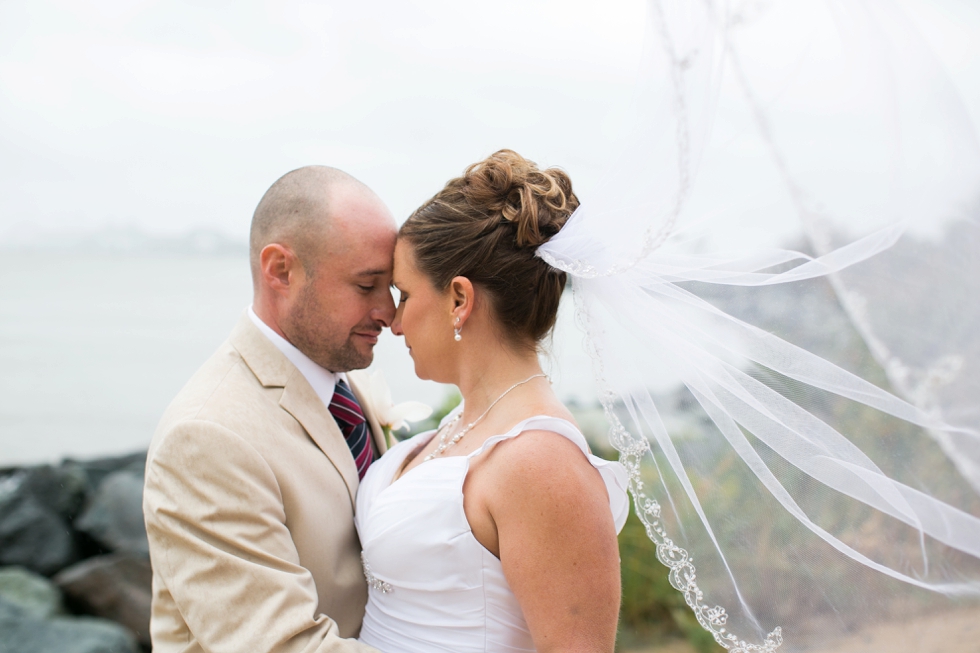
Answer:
0, 252, 607, 466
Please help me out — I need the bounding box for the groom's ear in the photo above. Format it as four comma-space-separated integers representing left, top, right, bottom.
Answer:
260, 243, 302, 295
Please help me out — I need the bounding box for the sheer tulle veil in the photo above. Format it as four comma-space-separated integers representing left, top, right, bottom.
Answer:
536, 1, 980, 650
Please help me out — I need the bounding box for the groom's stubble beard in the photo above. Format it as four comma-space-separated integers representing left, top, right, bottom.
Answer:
282, 276, 376, 373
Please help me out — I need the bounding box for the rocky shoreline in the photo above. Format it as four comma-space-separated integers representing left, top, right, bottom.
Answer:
0, 452, 151, 652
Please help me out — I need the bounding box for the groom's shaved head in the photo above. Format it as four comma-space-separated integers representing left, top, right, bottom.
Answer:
249, 165, 375, 283
249, 165, 397, 371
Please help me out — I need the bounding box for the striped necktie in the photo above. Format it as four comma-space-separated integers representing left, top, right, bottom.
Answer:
328, 379, 374, 480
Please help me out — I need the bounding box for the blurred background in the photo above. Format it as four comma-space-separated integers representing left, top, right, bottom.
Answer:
1, 1, 979, 651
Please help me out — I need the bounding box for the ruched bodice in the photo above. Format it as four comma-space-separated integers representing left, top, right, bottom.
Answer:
354, 414, 629, 653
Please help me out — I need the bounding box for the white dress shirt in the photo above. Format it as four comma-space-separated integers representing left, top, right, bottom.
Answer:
247, 306, 346, 409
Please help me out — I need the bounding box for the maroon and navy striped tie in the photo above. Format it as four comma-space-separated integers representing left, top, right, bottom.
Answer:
328, 379, 374, 480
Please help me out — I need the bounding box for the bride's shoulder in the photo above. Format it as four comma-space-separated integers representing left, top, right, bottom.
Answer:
475, 425, 611, 524
471, 396, 589, 473
485, 416, 594, 478
499, 425, 586, 459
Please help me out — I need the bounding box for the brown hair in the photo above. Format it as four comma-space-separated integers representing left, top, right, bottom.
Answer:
400, 149, 579, 348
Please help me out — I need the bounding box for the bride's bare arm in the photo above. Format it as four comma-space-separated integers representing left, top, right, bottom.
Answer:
464, 429, 621, 653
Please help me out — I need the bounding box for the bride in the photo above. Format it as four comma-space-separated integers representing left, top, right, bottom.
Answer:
353, 7, 980, 649
355, 149, 629, 653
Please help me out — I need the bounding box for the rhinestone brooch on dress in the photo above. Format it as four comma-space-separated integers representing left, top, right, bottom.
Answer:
361, 552, 392, 594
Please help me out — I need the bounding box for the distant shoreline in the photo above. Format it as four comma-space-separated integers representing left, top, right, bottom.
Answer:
0, 226, 247, 257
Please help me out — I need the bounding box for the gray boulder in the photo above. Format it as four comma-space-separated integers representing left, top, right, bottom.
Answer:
19, 463, 91, 522
55, 554, 151, 647
0, 463, 94, 576
75, 471, 148, 556
0, 491, 78, 575
0, 596, 138, 653
71, 453, 146, 495
0, 566, 64, 619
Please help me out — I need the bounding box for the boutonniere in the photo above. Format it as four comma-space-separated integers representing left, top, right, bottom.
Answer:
360, 371, 433, 448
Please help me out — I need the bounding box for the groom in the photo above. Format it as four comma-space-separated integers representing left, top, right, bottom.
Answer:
143, 166, 395, 652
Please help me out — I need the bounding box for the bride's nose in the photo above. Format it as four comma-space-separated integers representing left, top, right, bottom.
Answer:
372, 287, 396, 327
390, 305, 404, 336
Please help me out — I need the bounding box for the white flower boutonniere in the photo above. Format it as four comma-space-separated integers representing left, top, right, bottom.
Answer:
361, 371, 432, 448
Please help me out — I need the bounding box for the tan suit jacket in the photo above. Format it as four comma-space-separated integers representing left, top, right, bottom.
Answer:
144, 315, 387, 653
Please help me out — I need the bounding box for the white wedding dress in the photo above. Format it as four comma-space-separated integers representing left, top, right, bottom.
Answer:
354, 414, 629, 653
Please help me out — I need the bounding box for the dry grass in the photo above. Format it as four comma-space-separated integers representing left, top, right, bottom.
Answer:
806, 607, 980, 653
621, 607, 980, 653
622, 640, 700, 653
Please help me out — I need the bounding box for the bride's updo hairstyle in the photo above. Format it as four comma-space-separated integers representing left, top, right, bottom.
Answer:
400, 149, 578, 349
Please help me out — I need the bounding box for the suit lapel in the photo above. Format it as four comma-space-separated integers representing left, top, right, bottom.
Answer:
231, 315, 359, 510
279, 374, 359, 509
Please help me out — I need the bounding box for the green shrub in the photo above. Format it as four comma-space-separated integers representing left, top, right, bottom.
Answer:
618, 508, 723, 653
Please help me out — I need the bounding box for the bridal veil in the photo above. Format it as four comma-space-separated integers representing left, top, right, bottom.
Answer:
537, 1, 980, 650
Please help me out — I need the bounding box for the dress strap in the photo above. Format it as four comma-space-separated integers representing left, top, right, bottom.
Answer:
465, 415, 590, 459
464, 414, 630, 533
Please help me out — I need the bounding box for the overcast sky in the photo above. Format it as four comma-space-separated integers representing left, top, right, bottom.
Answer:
1, 0, 979, 245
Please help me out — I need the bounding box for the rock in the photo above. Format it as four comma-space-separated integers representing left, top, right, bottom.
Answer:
70, 453, 147, 493
0, 492, 78, 575
0, 596, 138, 653
55, 554, 151, 647
0, 566, 64, 618
75, 471, 148, 556
0, 463, 93, 575
0, 472, 22, 502
19, 463, 91, 522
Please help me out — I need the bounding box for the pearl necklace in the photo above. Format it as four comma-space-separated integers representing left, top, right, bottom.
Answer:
423, 373, 547, 461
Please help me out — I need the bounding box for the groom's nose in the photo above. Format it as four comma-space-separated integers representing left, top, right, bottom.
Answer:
373, 287, 396, 327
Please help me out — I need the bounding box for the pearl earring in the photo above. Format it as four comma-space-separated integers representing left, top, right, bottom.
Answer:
453, 317, 462, 342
